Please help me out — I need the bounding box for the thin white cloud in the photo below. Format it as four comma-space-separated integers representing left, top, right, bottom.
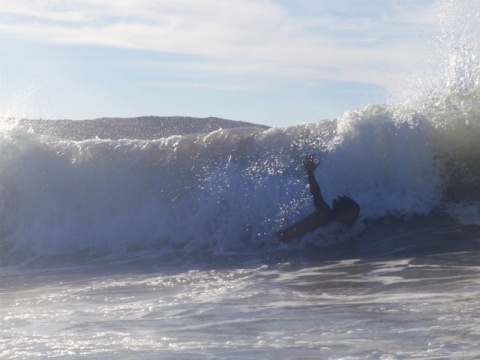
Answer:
140, 80, 260, 92
0, 0, 457, 89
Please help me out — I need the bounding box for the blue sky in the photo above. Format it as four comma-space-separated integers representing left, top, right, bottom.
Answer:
0, 0, 472, 127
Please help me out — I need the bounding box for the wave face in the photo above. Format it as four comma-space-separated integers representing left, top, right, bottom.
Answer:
1, 86, 478, 266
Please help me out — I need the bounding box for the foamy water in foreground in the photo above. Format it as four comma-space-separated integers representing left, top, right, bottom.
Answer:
2, 220, 480, 359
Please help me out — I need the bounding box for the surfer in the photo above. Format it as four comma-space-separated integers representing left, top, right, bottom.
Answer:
277, 154, 360, 242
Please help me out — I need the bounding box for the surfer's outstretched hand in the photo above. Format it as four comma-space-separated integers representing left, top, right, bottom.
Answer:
303, 154, 320, 173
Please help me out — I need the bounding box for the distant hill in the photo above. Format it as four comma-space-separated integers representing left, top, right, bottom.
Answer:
18, 116, 270, 140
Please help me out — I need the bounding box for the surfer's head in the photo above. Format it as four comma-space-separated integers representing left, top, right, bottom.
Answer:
331, 196, 360, 225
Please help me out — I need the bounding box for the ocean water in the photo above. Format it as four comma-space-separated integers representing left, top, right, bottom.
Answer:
2, 4, 480, 360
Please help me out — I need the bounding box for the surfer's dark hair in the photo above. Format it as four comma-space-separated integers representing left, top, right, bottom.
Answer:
331, 196, 360, 218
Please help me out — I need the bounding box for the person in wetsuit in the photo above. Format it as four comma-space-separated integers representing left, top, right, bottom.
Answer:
277, 154, 360, 242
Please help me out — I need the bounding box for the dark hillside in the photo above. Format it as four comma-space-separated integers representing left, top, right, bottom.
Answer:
18, 116, 270, 140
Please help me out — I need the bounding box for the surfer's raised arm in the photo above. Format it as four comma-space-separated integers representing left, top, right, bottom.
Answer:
276, 153, 360, 243
304, 154, 330, 213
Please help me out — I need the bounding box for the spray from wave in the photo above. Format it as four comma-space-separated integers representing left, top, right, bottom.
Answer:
1, 93, 478, 266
